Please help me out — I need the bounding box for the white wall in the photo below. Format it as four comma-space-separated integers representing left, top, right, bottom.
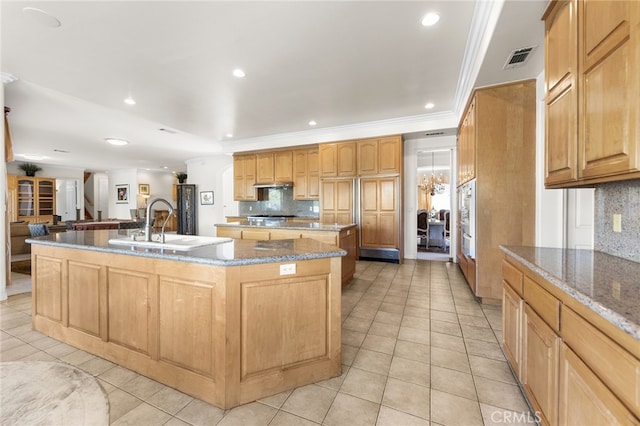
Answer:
186, 155, 234, 237
135, 170, 174, 210
403, 136, 457, 259
106, 169, 138, 219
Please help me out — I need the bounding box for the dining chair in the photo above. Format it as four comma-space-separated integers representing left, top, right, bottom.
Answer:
28, 223, 50, 237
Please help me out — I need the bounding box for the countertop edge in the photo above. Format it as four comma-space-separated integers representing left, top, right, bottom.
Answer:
216, 222, 357, 231
500, 246, 640, 341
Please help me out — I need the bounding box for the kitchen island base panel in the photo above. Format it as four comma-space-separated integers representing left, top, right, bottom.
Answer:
30, 244, 342, 409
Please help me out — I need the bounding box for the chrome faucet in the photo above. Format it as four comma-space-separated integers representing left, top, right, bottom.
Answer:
145, 198, 175, 242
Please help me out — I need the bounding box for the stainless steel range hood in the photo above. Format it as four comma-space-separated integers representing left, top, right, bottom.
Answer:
253, 182, 293, 189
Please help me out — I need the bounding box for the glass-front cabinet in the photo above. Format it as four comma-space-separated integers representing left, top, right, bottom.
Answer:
14, 176, 56, 223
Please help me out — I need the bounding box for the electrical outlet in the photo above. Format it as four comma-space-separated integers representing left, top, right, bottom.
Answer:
613, 214, 622, 232
249, 206, 252, 211
612, 281, 621, 300
280, 263, 296, 275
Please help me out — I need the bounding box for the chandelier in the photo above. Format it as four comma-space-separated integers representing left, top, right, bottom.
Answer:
419, 152, 445, 196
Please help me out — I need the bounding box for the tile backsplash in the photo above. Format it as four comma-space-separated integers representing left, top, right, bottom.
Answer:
594, 179, 640, 263
238, 187, 319, 217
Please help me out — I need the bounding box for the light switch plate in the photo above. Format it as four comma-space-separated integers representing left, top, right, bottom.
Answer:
280, 264, 296, 275
613, 214, 622, 232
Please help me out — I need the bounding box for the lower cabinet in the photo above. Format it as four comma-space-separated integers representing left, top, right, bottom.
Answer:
502, 255, 640, 425
522, 304, 560, 426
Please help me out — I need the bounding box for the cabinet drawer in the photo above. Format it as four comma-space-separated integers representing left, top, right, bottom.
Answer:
502, 259, 523, 296
300, 233, 337, 246
524, 276, 560, 332
242, 229, 271, 240
270, 230, 302, 240
562, 307, 640, 417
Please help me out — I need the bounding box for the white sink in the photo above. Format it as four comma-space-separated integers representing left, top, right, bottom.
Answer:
109, 234, 232, 251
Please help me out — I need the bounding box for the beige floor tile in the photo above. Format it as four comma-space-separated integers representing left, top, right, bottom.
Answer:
458, 313, 491, 328
361, 334, 396, 355
28, 335, 60, 350
430, 365, 477, 401
406, 299, 431, 310
163, 418, 192, 426
474, 376, 529, 413
430, 389, 483, 426
258, 389, 293, 408
376, 406, 430, 426
401, 315, 430, 331
479, 402, 538, 425
21, 351, 57, 362
343, 316, 373, 333
393, 340, 429, 364
342, 329, 366, 347
44, 341, 79, 358
383, 295, 407, 306
112, 402, 172, 426
455, 303, 485, 317
430, 319, 463, 337
99, 365, 139, 387
430, 346, 471, 373
0, 336, 26, 353
341, 344, 359, 366
60, 349, 95, 366
217, 401, 278, 425
397, 326, 430, 345
120, 374, 166, 400
12, 329, 48, 343
281, 384, 337, 423
175, 398, 225, 426
465, 338, 506, 361
108, 388, 144, 423
403, 306, 430, 319
350, 306, 378, 321
461, 323, 498, 343
340, 367, 387, 403
147, 386, 194, 415
388, 356, 430, 387
430, 303, 456, 313
373, 311, 402, 325
269, 410, 319, 426
0, 343, 39, 361
315, 366, 349, 391
430, 331, 466, 353
378, 302, 404, 314
323, 393, 380, 426
382, 377, 430, 420
368, 321, 400, 338
352, 348, 392, 375
469, 355, 517, 385
97, 378, 116, 394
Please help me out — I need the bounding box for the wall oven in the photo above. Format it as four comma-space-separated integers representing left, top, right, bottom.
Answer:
459, 179, 476, 259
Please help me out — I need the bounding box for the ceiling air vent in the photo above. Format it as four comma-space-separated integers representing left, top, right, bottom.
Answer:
159, 128, 177, 134
424, 131, 445, 137
503, 45, 536, 70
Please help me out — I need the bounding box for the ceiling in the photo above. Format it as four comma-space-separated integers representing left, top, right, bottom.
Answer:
2, 1, 546, 173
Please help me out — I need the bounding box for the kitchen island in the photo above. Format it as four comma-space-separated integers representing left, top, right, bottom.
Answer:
216, 221, 357, 286
27, 230, 344, 409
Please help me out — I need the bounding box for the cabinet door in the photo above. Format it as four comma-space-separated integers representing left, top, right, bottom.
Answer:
256, 153, 275, 183
37, 178, 55, 221
319, 144, 338, 177
320, 179, 353, 225
545, 0, 578, 186
307, 149, 319, 199
176, 184, 197, 235
17, 177, 36, 220
378, 136, 401, 174
357, 139, 378, 175
337, 142, 357, 177
502, 282, 523, 380
522, 304, 560, 426
233, 155, 256, 201
559, 343, 638, 426
360, 177, 398, 248
293, 150, 309, 200
274, 150, 293, 182
244, 155, 257, 201
7, 175, 18, 222
466, 98, 476, 181
579, 0, 639, 179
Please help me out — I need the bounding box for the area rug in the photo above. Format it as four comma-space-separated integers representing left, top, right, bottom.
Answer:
0, 361, 109, 426
10, 260, 31, 275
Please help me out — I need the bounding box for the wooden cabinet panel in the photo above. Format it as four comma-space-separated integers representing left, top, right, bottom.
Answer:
307, 149, 319, 198
34, 255, 63, 322
522, 304, 560, 426
159, 277, 214, 377
359, 177, 398, 249
457, 98, 476, 185
502, 282, 523, 380
546, 84, 578, 184
502, 259, 524, 296
559, 343, 638, 426
378, 137, 401, 174
320, 179, 354, 225
337, 142, 356, 177
293, 148, 319, 200
107, 268, 152, 354
68, 261, 102, 337
256, 153, 275, 184
233, 155, 256, 201
274, 150, 293, 182
13, 176, 57, 223
524, 276, 561, 332
357, 139, 378, 175
319, 144, 338, 177
242, 229, 271, 240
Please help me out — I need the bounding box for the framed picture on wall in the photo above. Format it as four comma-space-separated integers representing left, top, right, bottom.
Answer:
200, 191, 214, 205
138, 183, 150, 195
116, 184, 129, 204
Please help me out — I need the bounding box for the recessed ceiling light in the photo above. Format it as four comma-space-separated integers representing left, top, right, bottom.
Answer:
22, 154, 46, 161
233, 69, 246, 78
23, 7, 61, 28
162, 166, 169, 169
421, 12, 440, 27
105, 138, 129, 146
424, 103, 435, 109
225, 133, 233, 138
308, 120, 317, 126
124, 96, 136, 105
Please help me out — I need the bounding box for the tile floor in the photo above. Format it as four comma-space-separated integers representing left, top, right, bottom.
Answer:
1, 260, 534, 425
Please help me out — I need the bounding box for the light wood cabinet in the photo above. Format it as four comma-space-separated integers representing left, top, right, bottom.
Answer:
256, 151, 293, 183
359, 176, 399, 249
543, 0, 640, 187
319, 141, 357, 177
233, 155, 256, 201
502, 281, 523, 379
11, 175, 56, 223
320, 178, 354, 225
293, 148, 319, 200
357, 136, 402, 176
456, 81, 536, 303
7, 174, 18, 222
522, 303, 560, 426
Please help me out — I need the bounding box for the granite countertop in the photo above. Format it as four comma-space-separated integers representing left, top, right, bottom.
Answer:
217, 221, 357, 231
27, 230, 346, 267
501, 246, 640, 341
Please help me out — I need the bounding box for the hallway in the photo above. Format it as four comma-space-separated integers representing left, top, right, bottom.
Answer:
1, 260, 533, 425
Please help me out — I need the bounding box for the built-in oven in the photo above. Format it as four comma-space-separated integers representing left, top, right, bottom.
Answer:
459, 180, 476, 259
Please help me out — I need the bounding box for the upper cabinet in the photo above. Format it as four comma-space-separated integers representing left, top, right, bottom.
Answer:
543, 0, 640, 188
10, 175, 57, 223
319, 141, 357, 177
293, 148, 319, 200
256, 150, 293, 184
457, 98, 476, 186
357, 136, 402, 176
233, 154, 257, 201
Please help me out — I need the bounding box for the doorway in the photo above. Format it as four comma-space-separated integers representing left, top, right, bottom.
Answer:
416, 150, 452, 261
